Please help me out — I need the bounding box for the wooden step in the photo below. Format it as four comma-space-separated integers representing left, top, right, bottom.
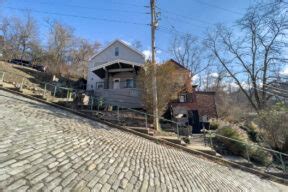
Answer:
156, 136, 182, 145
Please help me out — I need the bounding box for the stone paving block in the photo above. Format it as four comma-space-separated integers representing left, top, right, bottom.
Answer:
0, 90, 286, 192
30, 172, 49, 185
29, 182, 44, 191
92, 183, 103, 192
6, 179, 26, 191
46, 178, 62, 190
61, 172, 78, 187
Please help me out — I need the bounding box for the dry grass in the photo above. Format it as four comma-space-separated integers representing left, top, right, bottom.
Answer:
0, 61, 51, 84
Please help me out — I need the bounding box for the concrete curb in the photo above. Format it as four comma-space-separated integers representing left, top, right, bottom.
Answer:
0, 87, 287, 185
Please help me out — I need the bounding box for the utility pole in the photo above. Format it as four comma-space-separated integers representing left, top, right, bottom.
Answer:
150, 0, 159, 131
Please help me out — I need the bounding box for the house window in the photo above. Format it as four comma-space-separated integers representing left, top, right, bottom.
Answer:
126, 79, 134, 88
96, 82, 104, 89
179, 94, 187, 103
90, 85, 93, 89
115, 47, 119, 56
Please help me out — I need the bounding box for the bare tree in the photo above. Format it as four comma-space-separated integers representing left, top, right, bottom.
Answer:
170, 33, 210, 77
0, 14, 39, 61
205, 1, 288, 111
17, 13, 39, 61
47, 20, 74, 75
29, 42, 44, 64
70, 38, 100, 78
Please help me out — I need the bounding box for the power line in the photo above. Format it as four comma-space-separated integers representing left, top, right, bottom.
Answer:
263, 83, 288, 95
103, 0, 146, 8
158, 25, 202, 36
3, 6, 149, 26
17, 0, 148, 15
253, 87, 288, 99
160, 14, 209, 30
15, 0, 146, 9
156, 0, 285, 38
191, 0, 244, 15
158, 7, 214, 26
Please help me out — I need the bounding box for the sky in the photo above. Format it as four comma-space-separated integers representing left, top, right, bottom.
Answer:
0, 0, 257, 60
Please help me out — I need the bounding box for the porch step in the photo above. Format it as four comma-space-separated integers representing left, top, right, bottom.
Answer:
8, 87, 22, 92
186, 134, 218, 156
156, 136, 183, 145
187, 145, 217, 156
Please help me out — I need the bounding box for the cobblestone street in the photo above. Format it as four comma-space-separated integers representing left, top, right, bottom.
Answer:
0, 90, 286, 191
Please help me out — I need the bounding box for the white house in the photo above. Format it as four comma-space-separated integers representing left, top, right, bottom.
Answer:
87, 39, 145, 108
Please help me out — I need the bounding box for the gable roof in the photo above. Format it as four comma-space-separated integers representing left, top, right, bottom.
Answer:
167, 59, 190, 71
89, 39, 145, 61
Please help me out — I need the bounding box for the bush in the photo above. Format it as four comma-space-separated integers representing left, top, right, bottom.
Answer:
257, 103, 288, 152
214, 126, 246, 156
209, 121, 219, 130
242, 122, 259, 142
249, 147, 273, 166
215, 126, 273, 166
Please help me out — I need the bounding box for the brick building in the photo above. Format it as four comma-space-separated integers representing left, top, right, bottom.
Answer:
167, 60, 218, 133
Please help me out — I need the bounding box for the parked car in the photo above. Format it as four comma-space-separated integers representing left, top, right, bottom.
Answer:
33, 64, 47, 72
9, 59, 32, 67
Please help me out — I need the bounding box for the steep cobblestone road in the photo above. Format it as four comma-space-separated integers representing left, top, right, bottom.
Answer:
0, 90, 286, 191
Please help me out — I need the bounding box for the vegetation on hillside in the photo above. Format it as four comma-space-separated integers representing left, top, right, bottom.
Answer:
0, 15, 100, 79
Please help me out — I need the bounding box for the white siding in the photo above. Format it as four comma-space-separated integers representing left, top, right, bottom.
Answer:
89, 40, 145, 68
86, 71, 102, 92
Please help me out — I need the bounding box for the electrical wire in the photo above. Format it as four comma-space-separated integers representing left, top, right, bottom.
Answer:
253, 87, 288, 99
2, 6, 149, 26
262, 83, 288, 95
16, 0, 148, 15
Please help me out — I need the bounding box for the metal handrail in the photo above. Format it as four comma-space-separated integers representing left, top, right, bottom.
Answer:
207, 131, 288, 157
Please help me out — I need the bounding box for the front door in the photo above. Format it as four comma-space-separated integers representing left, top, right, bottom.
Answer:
113, 78, 120, 89
188, 110, 201, 133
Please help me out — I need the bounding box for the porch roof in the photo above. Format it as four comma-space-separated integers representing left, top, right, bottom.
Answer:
90, 59, 143, 72
91, 59, 142, 79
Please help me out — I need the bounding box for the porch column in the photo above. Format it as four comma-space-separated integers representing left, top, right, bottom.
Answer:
105, 70, 109, 89
133, 66, 137, 88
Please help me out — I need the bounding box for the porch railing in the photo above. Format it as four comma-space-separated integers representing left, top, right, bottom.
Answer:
95, 80, 137, 89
